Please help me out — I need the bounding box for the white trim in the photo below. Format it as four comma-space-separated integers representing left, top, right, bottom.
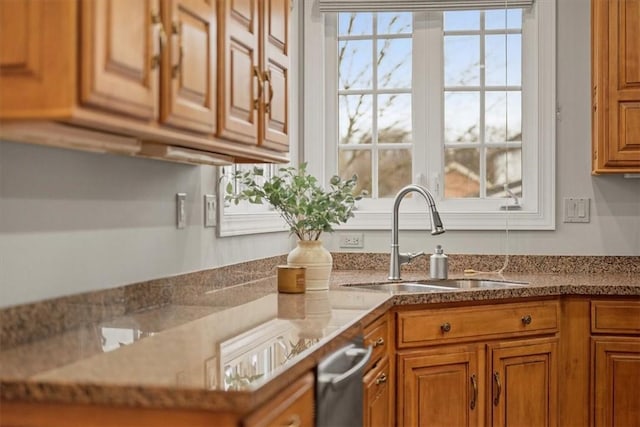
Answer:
217, 210, 289, 237
318, 0, 535, 12
305, 0, 555, 231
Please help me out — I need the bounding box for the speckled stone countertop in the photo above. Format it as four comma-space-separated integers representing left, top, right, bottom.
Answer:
1, 254, 639, 416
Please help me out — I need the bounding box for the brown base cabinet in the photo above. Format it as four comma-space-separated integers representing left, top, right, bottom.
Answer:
398, 345, 484, 426
590, 299, 640, 426
363, 313, 394, 427
364, 357, 392, 427
396, 300, 560, 427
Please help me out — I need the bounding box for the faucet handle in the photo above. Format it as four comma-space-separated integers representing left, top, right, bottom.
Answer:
399, 251, 425, 265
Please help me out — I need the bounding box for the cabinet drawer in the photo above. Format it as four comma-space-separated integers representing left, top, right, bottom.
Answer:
244, 372, 314, 427
364, 314, 390, 370
398, 301, 559, 348
591, 300, 640, 334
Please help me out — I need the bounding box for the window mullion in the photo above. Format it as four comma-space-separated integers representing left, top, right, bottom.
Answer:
372, 14, 379, 199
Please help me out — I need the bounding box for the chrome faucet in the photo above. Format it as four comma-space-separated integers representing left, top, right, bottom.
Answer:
388, 184, 445, 280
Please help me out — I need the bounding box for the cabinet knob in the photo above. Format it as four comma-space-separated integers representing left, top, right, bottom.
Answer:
373, 337, 385, 348
375, 373, 387, 385
441, 322, 451, 333
521, 314, 532, 325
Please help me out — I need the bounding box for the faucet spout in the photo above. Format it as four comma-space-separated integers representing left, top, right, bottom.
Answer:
389, 184, 445, 280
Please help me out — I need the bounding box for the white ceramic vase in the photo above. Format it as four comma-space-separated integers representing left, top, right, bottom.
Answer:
287, 240, 333, 291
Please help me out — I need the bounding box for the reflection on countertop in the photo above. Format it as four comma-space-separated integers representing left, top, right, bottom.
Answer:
1, 254, 639, 413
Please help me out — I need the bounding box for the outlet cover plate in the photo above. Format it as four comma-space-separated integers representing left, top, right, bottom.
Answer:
339, 233, 364, 248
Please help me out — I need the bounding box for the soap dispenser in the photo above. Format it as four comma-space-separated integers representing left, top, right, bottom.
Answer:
430, 245, 448, 279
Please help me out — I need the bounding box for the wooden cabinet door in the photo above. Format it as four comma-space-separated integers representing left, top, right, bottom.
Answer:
259, 0, 289, 152
160, 0, 216, 133
488, 338, 558, 427
592, 0, 640, 173
80, 0, 159, 120
244, 372, 314, 427
592, 338, 640, 427
217, 0, 259, 145
0, 0, 76, 117
364, 358, 391, 427
397, 346, 482, 427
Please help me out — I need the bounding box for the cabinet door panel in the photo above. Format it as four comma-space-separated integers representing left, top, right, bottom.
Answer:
80, 0, 158, 120
218, 0, 259, 144
260, 0, 289, 151
488, 338, 558, 427
0, 0, 75, 116
398, 346, 482, 427
592, 0, 640, 172
160, 0, 216, 133
364, 359, 391, 427
592, 338, 640, 427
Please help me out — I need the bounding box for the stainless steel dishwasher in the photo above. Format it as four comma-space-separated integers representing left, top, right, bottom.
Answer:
316, 337, 372, 427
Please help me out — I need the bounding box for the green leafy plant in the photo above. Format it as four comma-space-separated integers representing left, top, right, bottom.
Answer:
225, 163, 363, 241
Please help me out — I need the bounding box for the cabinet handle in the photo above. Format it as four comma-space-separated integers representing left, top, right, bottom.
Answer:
282, 414, 301, 427
171, 22, 183, 79
375, 373, 387, 385
373, 337, 385, 348
493, 371, 502, 406
253, 66, 263, 111
263, 70, 274, 114
470, 374, 477, 410
150, 13, 167, 70
521, 314, 532, 325
440, 322, 451, 333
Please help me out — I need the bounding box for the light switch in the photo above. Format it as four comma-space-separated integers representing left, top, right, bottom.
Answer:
563, 197, 590, 223
176, 193, 187, 229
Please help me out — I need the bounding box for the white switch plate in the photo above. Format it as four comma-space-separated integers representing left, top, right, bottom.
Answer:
204, 194, 216, 227
563, 197, 590, 223
176, 193, 187, 229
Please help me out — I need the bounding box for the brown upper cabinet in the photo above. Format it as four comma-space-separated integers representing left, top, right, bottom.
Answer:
217, 0, 289, 155
592, 0, 640, 174
0, 0, 290, 164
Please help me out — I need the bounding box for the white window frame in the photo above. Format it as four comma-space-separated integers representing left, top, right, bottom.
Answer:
217, 164, 288, 237
303, 0, 555, 230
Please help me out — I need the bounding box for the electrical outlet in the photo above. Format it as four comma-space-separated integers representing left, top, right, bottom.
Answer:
204, 195, 216, 228
176, 193, 187, 229
339, 233, 364, 248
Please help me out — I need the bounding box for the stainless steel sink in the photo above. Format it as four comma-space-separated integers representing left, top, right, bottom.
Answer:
345, 278, 528, 293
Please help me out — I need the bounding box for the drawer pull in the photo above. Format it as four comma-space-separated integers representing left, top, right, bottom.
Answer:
521, 314, 532, 325
441, 322, 451, 333
493, 371, 502, 406
373, 337, 385, 347
282, 414, 301, 427
470, 374, 478, 410
375, 373, 387, 385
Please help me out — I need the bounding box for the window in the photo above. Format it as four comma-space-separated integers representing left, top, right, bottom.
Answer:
218, 163, 288, 236
303, 0, 555, 230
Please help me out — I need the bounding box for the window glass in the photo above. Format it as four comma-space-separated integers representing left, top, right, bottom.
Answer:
338, 12, 413, 199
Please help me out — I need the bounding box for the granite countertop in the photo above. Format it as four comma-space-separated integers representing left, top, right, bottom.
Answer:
1, 261, 639, 415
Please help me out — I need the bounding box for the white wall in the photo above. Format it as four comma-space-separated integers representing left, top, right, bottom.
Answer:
323, 0, 640, 257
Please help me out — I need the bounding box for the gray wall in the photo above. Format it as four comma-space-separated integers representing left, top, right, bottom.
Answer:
0, 141, 292, 307
1, 0, 638, 307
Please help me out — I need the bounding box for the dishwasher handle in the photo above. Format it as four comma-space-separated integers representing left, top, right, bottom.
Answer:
317, 345, 372, 387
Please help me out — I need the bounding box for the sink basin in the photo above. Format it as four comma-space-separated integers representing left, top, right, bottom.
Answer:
345, 278, 528, 293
